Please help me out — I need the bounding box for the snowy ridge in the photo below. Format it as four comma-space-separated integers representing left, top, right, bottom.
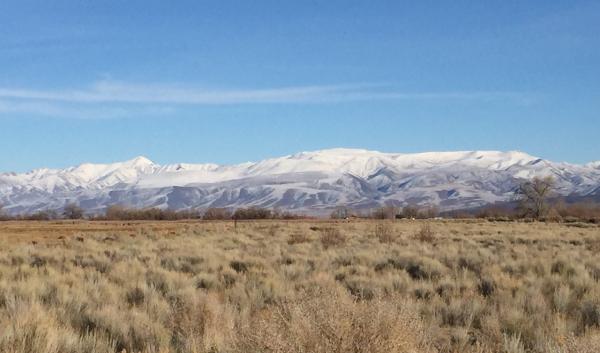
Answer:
1, 148, 599, 215
587, 161, 600, 169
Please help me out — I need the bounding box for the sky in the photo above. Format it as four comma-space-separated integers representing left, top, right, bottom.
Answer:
0, 0, 599, 172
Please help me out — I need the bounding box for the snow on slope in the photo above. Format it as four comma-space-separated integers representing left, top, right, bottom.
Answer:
2, 149, 538, 190
0, 148, 599, 215
137, 149, 542, 187
0, 156, 158, 192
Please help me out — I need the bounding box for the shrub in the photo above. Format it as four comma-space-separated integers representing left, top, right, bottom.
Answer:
287, 232, 310, 245
125, 287, 145, 306
29, 255, 47, 268
374, 222, 395, 243
477, 278, 496, 297
413, 223, 436, 242
234, 286, 433, 353
320, 228, 346, 249
579, 301, 600, 330
230, 261, 250, 273
195, 275, 217, 290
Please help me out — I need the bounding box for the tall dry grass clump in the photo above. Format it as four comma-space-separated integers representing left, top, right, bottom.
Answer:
235, 284, 433, 353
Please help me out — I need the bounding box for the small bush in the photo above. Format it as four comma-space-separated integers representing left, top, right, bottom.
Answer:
287, 232, 310, 245
234, 286, 433, 353
320, 228, 346, 249
477, 278, 496, 297
29, 255, 47, 268
230, 261, 250, 273
125, 287, 145, 306
413, 223, 436, 242
374, 222, 395, 243
195, 275, 217, 290
579, 301, 600, 330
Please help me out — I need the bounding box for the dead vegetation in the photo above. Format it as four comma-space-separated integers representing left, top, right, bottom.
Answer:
0, 219, 599, 352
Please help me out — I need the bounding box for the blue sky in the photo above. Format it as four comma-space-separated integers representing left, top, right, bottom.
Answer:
0, 0, 599, 171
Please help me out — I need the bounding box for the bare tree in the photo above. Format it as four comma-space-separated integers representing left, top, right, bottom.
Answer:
371, 206, 398, 220
420, 206, 439, 219
516, 176, 555, 219
232, 207, 272, 220
385, 206, 399, 220
330, 207, 351, 219
104, 205, 123, 220
202, 207, 232, 220
371, 207, 386, 219
401, 205, 419, 219
63, 203, 84, 220
0, 204, 7, 221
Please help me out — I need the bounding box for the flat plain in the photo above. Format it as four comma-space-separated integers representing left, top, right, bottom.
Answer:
1, 219, 600, 353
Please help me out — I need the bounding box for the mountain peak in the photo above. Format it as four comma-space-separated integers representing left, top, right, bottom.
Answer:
125, 156, 155, 166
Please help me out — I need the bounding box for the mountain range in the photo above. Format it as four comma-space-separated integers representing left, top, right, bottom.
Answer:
1, 148, 599, 215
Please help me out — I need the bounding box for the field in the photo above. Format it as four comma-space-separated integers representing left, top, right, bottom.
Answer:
1, 219, 600, 353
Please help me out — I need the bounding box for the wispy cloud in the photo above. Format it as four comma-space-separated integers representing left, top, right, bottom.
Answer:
0, 81, 361, 104
0, 80, 531, 118
0, 80, 527, 104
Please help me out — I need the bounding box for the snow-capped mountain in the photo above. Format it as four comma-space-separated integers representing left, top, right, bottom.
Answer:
1, 148, 599, 215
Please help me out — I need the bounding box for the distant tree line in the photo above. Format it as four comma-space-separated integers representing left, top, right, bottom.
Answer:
97, 205, 203, 221
0, 203, 308, 221
0, 203, 84, 221
330, 205, 439, 220
204, 207, 306, 220
95, 206, 307, 221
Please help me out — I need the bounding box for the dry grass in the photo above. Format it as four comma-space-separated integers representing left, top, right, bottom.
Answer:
0, 219, 599, 352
